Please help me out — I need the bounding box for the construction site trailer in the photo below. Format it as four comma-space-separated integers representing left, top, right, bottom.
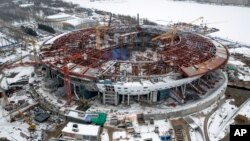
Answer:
62, 122, 101, 141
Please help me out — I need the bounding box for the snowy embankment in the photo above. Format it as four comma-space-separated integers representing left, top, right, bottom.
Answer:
64, 0, 250, 45
208, 99, 237, 141
238, 99, 250, 118
1, 66, 34, 89
229, 47, 250, 58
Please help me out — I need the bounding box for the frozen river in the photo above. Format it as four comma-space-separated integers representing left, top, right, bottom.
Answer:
64, 0, 250, 45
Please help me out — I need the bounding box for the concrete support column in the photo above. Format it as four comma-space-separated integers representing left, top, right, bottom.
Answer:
127, 94, 130, 105
181, 84, 187, 98
147, 93, 150, 103
115, 93, 118, 105
73, 84, 79, 100
45, 67, 50, 79
98, 92, 100, 99
103, 93, 106, 104
122, 94, 125, 104
149, 92, 152, 104
52, 72, 55, 79
138, 95, 140, 101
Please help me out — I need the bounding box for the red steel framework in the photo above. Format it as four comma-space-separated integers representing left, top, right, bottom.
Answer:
17, 26, 227, 105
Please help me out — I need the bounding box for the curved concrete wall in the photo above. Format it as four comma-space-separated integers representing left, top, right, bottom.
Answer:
97, 75, 201, 95
144, 70, 228, 120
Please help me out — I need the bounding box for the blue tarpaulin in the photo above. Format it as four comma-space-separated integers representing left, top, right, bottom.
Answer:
160, 135, 172, 141
112, 47, 128, 60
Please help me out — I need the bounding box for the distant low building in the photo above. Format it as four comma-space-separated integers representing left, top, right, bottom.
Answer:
62, 18, 98, 31
44, 12, 98, 31
43, 13, 72, 30
45, 13, 72, 22
62, 122, 101, 141
194, 0, 249, 6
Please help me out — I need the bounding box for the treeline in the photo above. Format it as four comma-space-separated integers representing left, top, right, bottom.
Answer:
21, 26, 37, 36
95, 9, 157, 25
174, 0, 250, 6
0, 2, 31, 22
38, 24, 55, 34
143, 19, 157, 25
0, 0, 82, 23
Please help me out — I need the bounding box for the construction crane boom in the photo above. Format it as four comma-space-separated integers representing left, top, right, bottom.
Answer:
151, 26, 177, 46
151, 17, 204, 44
188, 16, 204, 25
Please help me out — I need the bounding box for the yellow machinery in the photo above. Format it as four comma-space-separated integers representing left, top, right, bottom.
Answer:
23, 37, 38, 61
151, 26, 177, 45
152, 26, 177, 41
96, 26, 109, 50
18, 110, 36, 131
188, 16, 204, 26
95, 14, 112, 50
151, 17, 204, 44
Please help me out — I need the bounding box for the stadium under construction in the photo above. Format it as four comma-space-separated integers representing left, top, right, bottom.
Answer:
40, 24, 229, 106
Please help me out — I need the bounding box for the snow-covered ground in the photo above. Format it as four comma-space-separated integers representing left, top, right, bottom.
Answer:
0, 48, 29, 64
227, 57, 250, 81
238, 72, 250, 81
229, 47, 250, 58
0, 121, 31, 141
1, 66, 34, 89
0, 104, 33, 141
64, 0, 250, 45
208, 99, 237, 141
102, 115, 173, 141
228, 58, 246, 66
189, 129, 204, 141
238, 99, 250, 118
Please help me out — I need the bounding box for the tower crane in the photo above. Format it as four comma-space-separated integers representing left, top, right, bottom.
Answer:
151, 26, 177, 46
151, 17, 204, 44
96, 13, 112, 50
96, 26, 109, 50
188, 16, 204, 26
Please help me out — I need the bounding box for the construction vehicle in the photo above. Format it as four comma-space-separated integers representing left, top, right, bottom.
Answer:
18, 110, 36, 131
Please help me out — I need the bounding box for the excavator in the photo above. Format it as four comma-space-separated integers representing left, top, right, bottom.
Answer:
18, 110, 36, 131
